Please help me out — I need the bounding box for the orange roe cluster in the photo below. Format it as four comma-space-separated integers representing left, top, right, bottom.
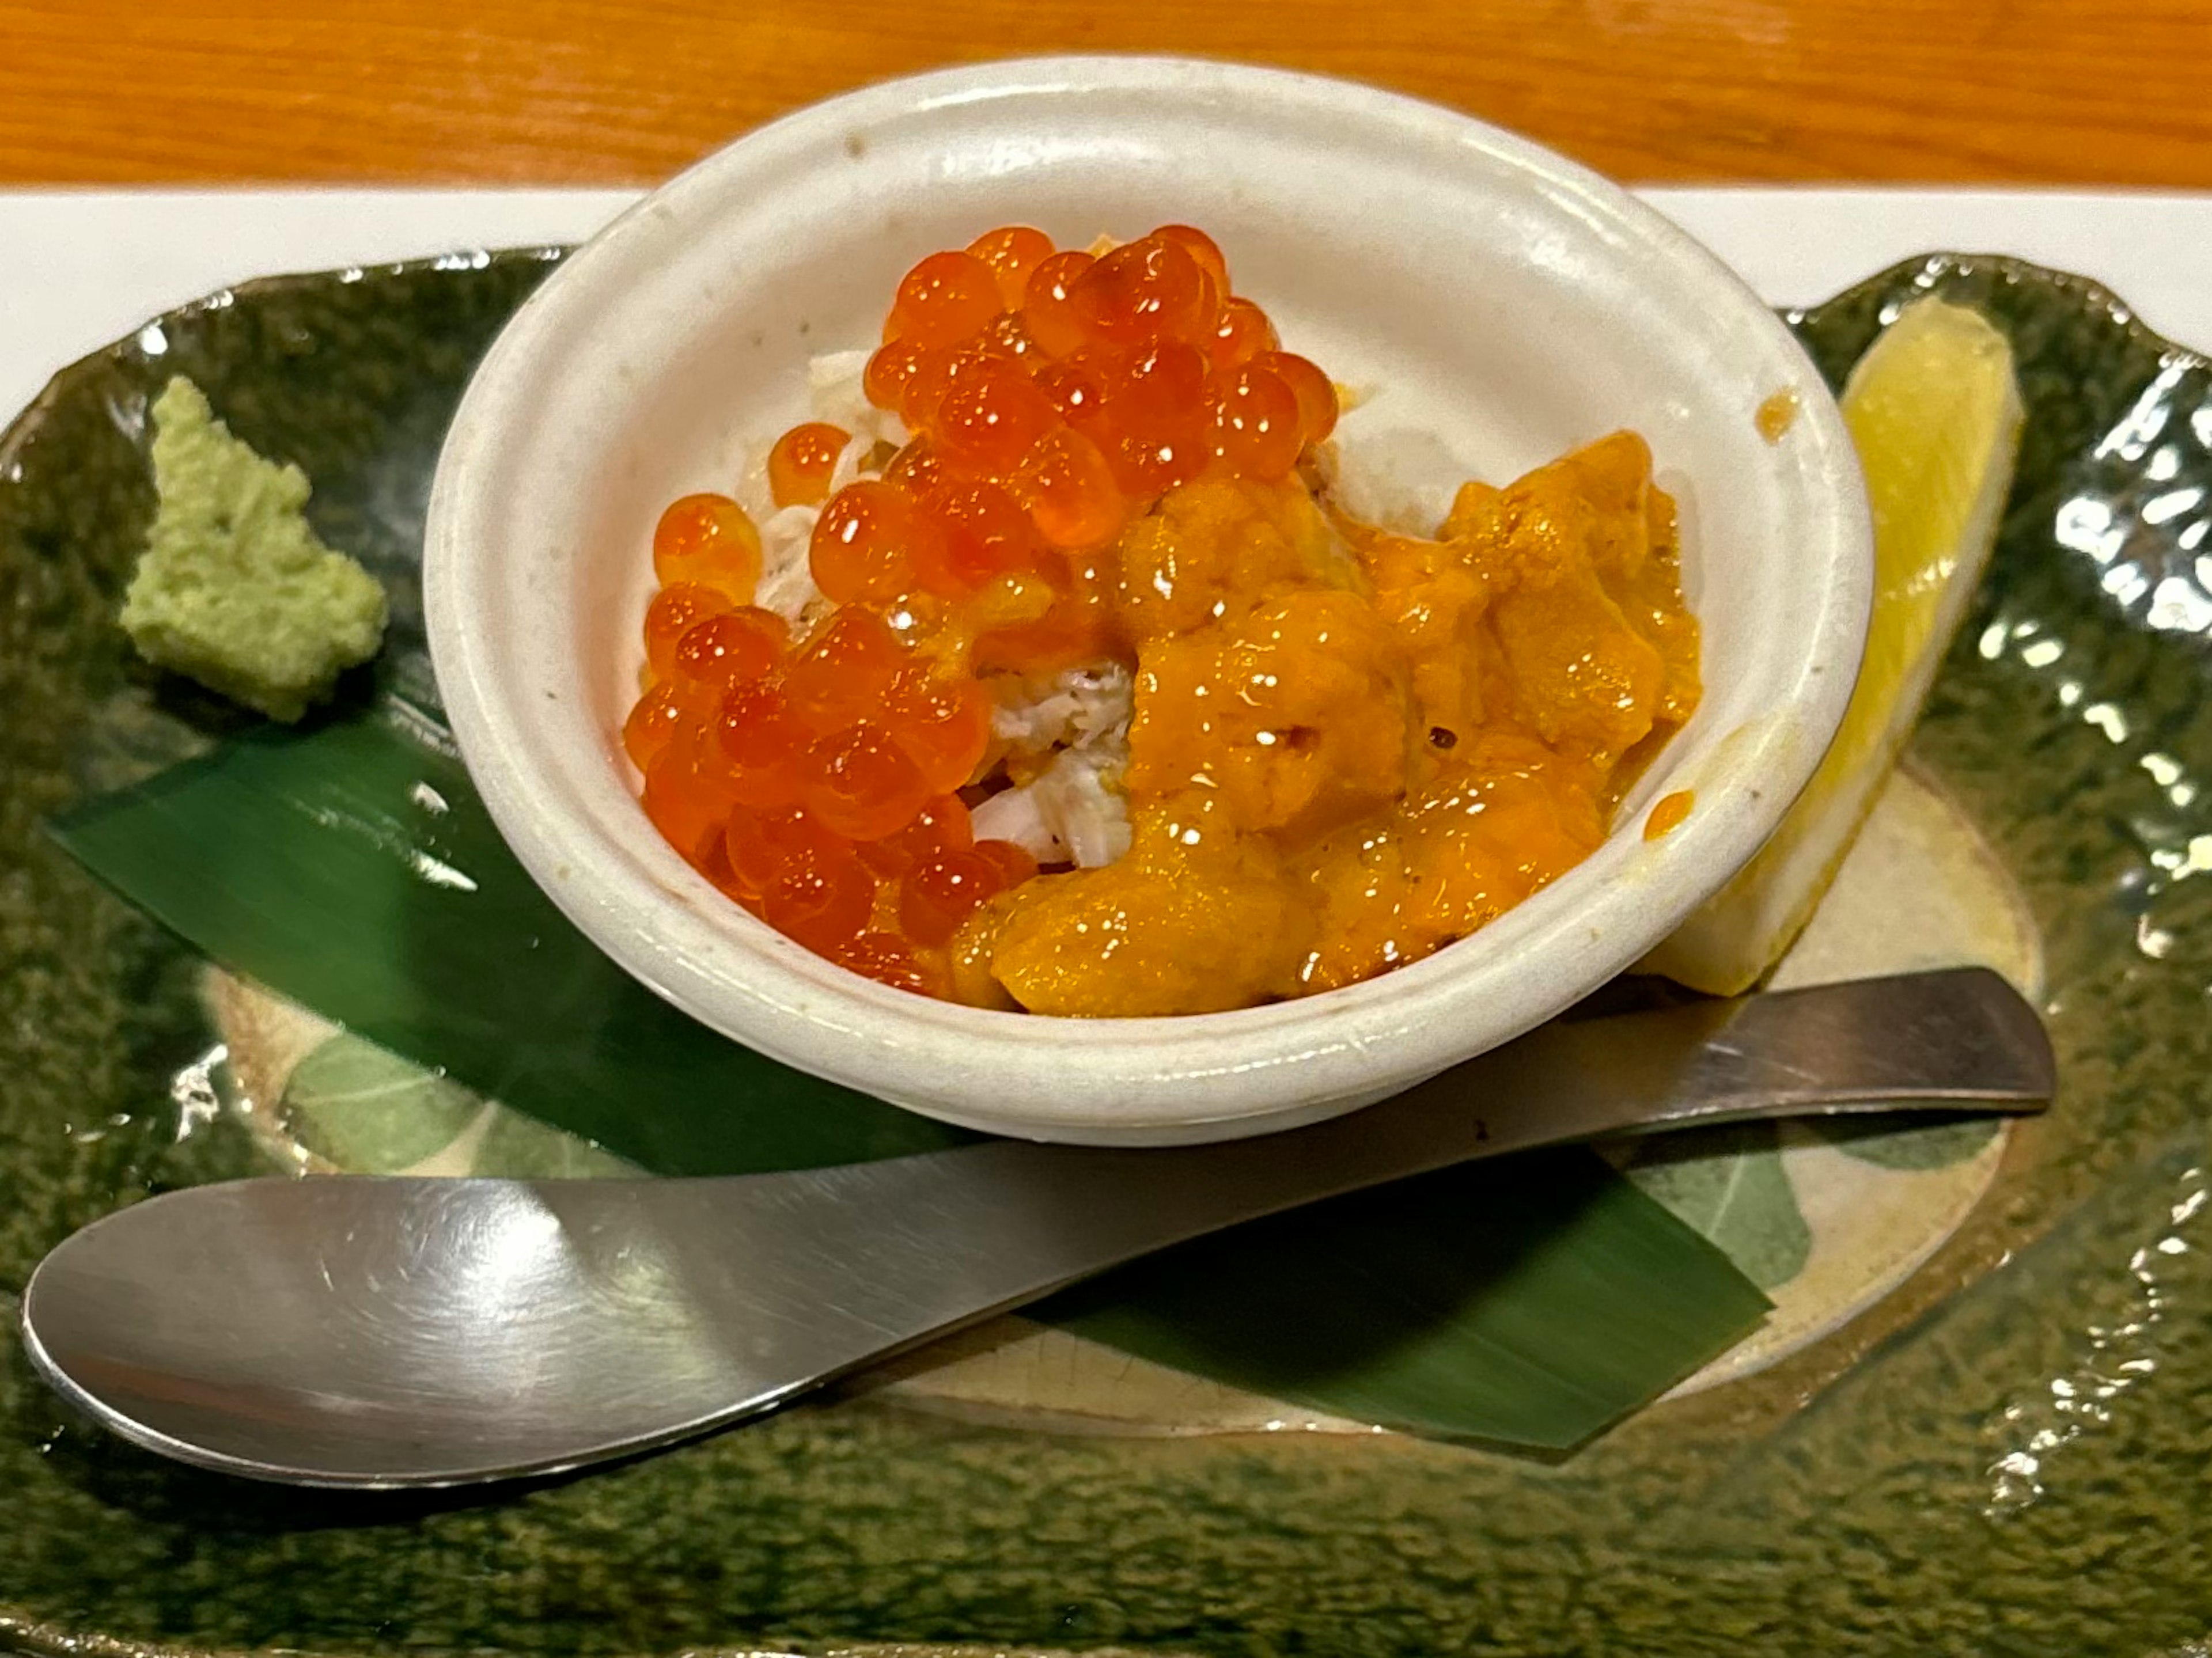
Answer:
622, 500, 1039, 996
618, 227, 1701, 1017
619, 225, 1330, 996
831, 222, 1331, 652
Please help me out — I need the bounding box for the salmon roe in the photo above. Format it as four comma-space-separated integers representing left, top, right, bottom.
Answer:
620, 226, 1349, 998
768, 422, 849, 507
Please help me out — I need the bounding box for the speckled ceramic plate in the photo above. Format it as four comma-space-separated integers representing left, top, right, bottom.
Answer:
4, 248, 2211, 1657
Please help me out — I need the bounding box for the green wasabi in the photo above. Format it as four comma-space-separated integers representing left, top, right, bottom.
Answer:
119, 377, 388, 722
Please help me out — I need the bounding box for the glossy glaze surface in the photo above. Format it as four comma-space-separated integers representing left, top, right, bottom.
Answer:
3, 247, 2211, 1655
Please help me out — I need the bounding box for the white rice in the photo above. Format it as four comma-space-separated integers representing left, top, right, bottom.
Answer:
806, 349, 902, 450
1313, 389, 1463, 534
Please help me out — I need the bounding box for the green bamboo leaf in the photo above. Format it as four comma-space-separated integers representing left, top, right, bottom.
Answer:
1044, 1150, 1771, 1448
54, 701, 974, 1177
50, 701, 1771, 1447
1623, 1121, 1813, 1291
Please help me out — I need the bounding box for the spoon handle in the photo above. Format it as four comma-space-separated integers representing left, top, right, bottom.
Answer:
21, 968, 2051, 1488
684, 965, 2052, 1361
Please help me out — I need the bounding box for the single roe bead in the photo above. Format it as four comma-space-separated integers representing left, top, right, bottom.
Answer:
762, 836, 875, 952
623, 679, 705, 770
965, 225, 1056, 309
783, 606, 909, 730
980, 310, 1041, 370
670, 606, 787, 693
898, 339, 1021, 435
884, 437, 949, 499
643, 582, 732, 680
1207, 297, 1278, 371
725, 806, 841, 900
1106, 340, 1209, 442
804, 721, 933, 841
917, 479, 1040, 595
865, 338, 930, 411
1032, 350, 1118, 439
810, 480, 938, 604
1211, 364, 1303, 479
714, 680, 809, 810
1253, 350, 1338, 443
768, 422, 851, 507
1105, 429, 1207, 498
972, 838, 1041, 887
641, 728, 736, 867
899, 848, 1007, 946
1021, 250, 1097, 359
858, 793, 975, 877
653, 492, 761, 601
884, 667, 993, 794
706, 808, 767, 904
832, 931, 937, 996
1015, 426, 1128, 548
935, 369, 1058, 475
886, 251, 1003, 348
1150, 225, 1229, 297
1070, 236, 1209, 348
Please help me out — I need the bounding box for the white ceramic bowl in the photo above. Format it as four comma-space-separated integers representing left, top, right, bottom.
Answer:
425, 56, 1870, 1146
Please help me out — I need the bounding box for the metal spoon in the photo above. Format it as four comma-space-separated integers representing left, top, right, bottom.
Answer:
21, 967, 2052, 1488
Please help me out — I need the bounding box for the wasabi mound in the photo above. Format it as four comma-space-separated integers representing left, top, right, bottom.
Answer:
120, 377, 387, 722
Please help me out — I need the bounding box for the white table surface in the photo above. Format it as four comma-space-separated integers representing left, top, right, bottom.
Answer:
5, 186, 2209, 430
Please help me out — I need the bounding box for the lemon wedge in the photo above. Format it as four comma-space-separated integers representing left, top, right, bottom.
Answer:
1644, 296, 2025, 995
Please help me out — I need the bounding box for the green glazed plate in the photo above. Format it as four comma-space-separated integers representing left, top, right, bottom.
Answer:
5, 246, 2212, 1657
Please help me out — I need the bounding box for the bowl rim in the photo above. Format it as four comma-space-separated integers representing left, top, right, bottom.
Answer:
425, 52, 1872, 1143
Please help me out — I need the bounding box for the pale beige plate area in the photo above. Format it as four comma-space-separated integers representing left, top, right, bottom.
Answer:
1653, 761, 2042, 1396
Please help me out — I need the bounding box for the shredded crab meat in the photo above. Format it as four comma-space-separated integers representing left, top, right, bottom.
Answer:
990, 661, 1133, 757
753, 505, 827, 627
974, 662, 1134, 867
973, 746, 1132, 869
